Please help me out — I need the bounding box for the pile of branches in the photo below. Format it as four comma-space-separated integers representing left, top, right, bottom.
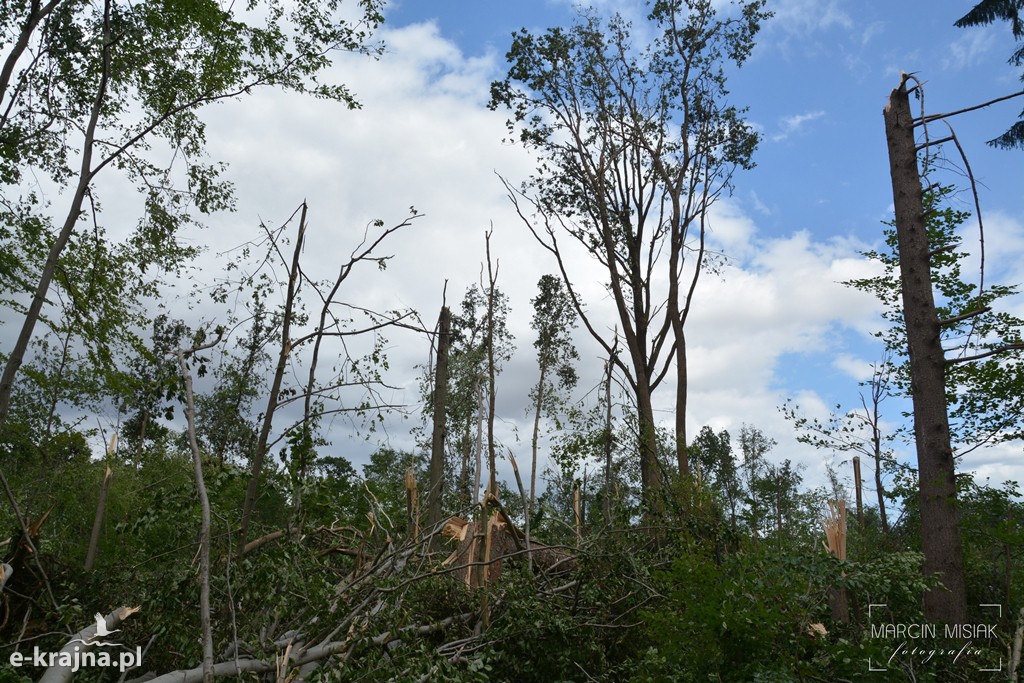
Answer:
31, 504, 583, 682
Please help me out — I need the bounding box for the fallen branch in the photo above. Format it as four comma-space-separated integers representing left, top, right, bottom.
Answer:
135, 614, 474, 683
241, 529, 289, 556
39, 606, 141, 683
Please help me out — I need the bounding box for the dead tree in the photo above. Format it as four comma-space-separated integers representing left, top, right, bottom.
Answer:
236, 203, 419, 551
427, 305, 451, 532
883, 74, 967, 625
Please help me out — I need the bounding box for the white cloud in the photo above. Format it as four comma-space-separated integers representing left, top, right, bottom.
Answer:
833, 353, 875, 382
771, 110, 826, 142
860, 21, 885, 47
82, 15, 1021, 496
942, 27, 998, 72
767, 0, 853, 37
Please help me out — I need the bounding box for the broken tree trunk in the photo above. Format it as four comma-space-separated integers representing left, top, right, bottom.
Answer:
443, 512, 575, 587
823, 499, 849, 624
84, 435, 115, 571
39, 606, 140, 683
883, 74, 967, 625
427, 305, 450, 533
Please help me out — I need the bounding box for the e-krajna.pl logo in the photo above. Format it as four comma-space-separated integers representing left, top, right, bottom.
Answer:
8, 646, 143, 674
7, 612, 142, 674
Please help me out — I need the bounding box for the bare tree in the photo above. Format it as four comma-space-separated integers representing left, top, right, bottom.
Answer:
427, 304, 452, 532
236, 203, 419, 551
781, 356, 895, 535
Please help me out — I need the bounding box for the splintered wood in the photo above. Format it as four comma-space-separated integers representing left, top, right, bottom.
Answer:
822, 499, 847, 560
442, 514, 575, 588
822, 498, 849, 623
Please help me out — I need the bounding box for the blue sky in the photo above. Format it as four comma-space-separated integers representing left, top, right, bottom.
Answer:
171, 0, 1024, 497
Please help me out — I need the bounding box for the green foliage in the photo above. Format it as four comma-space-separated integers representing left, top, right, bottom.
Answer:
0, 0, 387, 448
530, 274, 579, 395
421, 283, 515, 509
847, 185, 1024, 448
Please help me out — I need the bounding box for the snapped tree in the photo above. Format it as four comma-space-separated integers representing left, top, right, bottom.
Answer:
881, 74, 1024, 623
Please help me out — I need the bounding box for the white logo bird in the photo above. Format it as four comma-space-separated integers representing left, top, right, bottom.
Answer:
93, 613, 120, 638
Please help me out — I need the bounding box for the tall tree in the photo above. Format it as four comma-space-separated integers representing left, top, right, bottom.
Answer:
690, 425, 741, 534
0, 0, 386, 435
493, 0, 766, 513
528, 274, 579, 520
737, 423, 775, 538
883, 77, 967, 623
437, 284, 513, 508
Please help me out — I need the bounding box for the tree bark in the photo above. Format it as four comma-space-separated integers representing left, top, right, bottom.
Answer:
484, 231, 498, 496
427, 306, 450, 532
238, 203, 306, 553
884, 75, 967, 625
0, 0, 112, 432
852, 456, 864, 531
868, 379, 891, 534
177, 342, 220, 683
635, 381, 662, 517
39, 607, 140, 683
84, 458, 112, 571
529, 364, 546, 521
603, 353, 614, 526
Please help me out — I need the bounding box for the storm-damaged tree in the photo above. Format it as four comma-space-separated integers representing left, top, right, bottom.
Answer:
690, 425, 741, 534
432, 283, 513, 510
0, 0, 386, 439
882, 76, 1024, 622
228, 203, 419, 551
492, 0, 766, 516
426, 304, 451, 532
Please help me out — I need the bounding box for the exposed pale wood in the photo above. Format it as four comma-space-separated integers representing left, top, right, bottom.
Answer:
40, 606, 141, 683
823, 499, 849, 623
85, 434, 117, 571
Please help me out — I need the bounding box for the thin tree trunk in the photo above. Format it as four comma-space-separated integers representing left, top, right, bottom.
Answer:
427, 306, 451, 532
530, 364, 546, 521
484, 231, 498, 496
673, 325, 689, 479
507, 449, 532, 573
0, 0, 112, 432
239, 203, 307, 553
852, 456, 864, 531
868, 395, 892, 532
1010, 606, 1023, 682
176, 345, 218, 683
603, 352, 614, 526
84, 435, 114, 572
884, 75, 967, 625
